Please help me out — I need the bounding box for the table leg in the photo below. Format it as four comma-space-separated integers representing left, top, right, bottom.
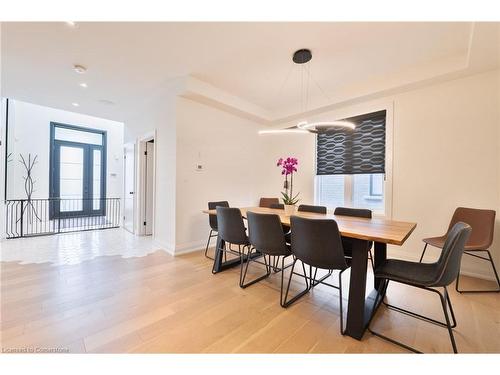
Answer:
211, 234, 261, 274
345, 238, 369, 340
345, 240, 388, 340
374, 242, 387, 290
212, 234, 225, 274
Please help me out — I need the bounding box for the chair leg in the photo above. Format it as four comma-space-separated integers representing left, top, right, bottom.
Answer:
339, 269, 347, 335
419, 243, 428, 263
456, 250, 500, 293
279, 256, 287, 307
368, 250, 374, 270
382, 286, 457, 328
369, 284, 459, 353
204, 230, 215, 260
440, 287, 458, 353
240, 246, 270, 288
282, 259, 310, 307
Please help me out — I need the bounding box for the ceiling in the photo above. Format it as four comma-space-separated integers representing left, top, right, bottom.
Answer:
1, 22, 499, 123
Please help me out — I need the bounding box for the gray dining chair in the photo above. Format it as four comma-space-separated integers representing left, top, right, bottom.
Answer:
334, 207, 374, 268
214, 207, 251, 283
283, 215, 350, 334
205, 201, 229, 259
243, 211, 293, 306
368, 222, 472, 353
297, 204, 327, 214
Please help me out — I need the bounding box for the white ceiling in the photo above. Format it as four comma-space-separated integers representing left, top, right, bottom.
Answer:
1, 22, 499, 122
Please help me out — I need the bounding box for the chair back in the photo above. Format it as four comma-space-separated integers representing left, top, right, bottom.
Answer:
259, 197, 280, 208
298, 204, 327, 214
447, 207, 495, 249
208, 201, 229, 230
290, 216, 347, 270
247, 212, 289, 256
216, 207, 248, 245
270, 203, 284, 209
433, 222, 472, 286
334, 207, 372, 219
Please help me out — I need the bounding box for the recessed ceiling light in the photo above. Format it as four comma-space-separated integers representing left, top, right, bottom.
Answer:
79, 83, 88, 88
73, 64, 87, 74
72, 102, 80, 107
98, 99, 115, 105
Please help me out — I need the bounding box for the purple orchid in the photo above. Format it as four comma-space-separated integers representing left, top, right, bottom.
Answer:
277, 157, 298, 176
276, 156, 300, 205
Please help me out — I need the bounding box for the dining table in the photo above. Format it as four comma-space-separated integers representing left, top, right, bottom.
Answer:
202, 206, 417, 341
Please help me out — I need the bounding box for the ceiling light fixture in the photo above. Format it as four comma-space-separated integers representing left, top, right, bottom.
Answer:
73, 64, 87, 74
72, 102, 80, 107
98, 99, 115, 105
259, 49, 356, 135
79, 83, 88, 88
258, 129, 309, 135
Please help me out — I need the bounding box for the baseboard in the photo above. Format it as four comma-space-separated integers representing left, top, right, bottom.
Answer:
152, 238, 175, 256
174, 240, 206, 256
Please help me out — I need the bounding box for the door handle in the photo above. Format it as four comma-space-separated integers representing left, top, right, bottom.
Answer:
129, 191, 134, 195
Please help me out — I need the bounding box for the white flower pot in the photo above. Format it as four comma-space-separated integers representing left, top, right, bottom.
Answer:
284, 204, 296, 216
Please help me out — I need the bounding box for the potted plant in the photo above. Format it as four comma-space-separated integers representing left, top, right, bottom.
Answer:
277, 157, 299, 215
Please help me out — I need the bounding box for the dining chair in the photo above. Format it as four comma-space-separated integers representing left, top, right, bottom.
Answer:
215, 207, 251, 283
334, 207, 374, 268
242, 212, 293, 305
205, 201, 229, 259
368, 222, 471, 353
282, 215, 349, 334
297, 204, 327, 214
419, 207, 498, 293
259, 197, 280, 208
270, 203, 284, 209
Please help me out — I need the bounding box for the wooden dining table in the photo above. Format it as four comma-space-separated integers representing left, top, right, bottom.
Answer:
202, 206, 417, 341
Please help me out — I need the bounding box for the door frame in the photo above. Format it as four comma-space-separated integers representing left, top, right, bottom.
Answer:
136, 130, 156, 236
123, 142, 136, 234
49, 122, 107, 219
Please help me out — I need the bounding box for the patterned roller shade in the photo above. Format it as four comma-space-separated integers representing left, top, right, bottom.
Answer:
316, 110, 386, 175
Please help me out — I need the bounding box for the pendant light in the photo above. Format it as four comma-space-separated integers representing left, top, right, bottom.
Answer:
259, 49, 355, 135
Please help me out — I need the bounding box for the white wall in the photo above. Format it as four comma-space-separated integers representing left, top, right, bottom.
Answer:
273, 69, 500, 279
124, 92, 177, 252
175, 97, 270, 253
5, 100, 124, 200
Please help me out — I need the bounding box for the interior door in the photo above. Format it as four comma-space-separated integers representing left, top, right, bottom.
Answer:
123, 143, 135, 234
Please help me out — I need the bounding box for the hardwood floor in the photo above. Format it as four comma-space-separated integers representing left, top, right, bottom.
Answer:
1, 238, 499, 353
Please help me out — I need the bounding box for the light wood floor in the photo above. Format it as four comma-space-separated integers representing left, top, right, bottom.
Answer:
1, 247, 499, 353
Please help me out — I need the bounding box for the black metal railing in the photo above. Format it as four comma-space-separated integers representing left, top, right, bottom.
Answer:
5, 198, 121, 239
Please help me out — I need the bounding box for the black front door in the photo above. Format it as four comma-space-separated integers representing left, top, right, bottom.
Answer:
50, 140, 106, 218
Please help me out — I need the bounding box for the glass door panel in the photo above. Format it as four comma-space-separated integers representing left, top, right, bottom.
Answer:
59, 145, 84, 213
92, 149, 102, 211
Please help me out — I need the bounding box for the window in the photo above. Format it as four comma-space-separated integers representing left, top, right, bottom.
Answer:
49, 123, 106, 218
315, 110, 387, 215
316, 174, 385, 214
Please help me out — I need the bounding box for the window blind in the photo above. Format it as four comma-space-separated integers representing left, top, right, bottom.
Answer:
316, 110, 386, 175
